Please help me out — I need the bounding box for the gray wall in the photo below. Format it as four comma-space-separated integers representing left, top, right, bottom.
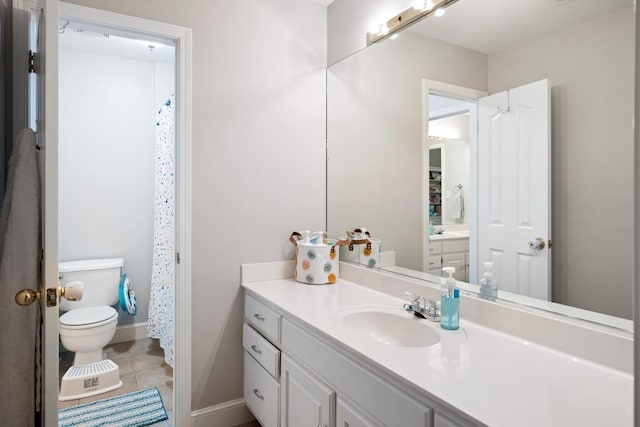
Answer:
65, 0, 327, 411
488, 7, 634, 318
59, 47, 174, 325
327, 31, 486, 270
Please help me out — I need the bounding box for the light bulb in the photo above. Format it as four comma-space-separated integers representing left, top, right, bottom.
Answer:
390, 34, 400, 40
434, 8, 446, 17
378, 23, 390, 36
412, 0, 426, 10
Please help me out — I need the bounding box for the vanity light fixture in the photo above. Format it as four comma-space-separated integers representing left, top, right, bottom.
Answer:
411, 0, 427, 10
367, 0, 459, 46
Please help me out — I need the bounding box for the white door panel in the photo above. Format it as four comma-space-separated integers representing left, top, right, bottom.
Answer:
479, 79, 550, 300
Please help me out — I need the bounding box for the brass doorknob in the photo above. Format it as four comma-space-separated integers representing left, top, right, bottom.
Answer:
15, 289, 41, 306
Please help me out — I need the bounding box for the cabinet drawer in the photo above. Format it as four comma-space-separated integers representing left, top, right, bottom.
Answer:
245, 294, 281, 343
442, 239, 468, 254
243, 323, 280, 379
428, 241, 442, 255
244, 352, 280, 427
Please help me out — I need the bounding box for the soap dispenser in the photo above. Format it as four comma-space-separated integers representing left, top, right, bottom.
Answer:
479, 261, 498, 301
441, 267, 459, 330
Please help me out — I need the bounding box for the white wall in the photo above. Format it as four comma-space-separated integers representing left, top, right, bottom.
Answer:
65, 0, 327, 411
59, 47, 174, 325
327, 31, 486, 271
488, 7, 634, 318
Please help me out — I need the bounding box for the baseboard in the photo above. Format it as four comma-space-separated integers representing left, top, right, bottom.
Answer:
191, 398, 255, 427
110, 322, 149, 345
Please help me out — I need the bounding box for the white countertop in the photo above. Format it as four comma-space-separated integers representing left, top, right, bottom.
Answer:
429, 230, 470, 241
242, 277, 633, 427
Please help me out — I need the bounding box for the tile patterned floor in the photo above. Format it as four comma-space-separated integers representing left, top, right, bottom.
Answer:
58, 338, 173, 414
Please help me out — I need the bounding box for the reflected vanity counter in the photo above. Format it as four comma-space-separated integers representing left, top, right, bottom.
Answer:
241, 261, 633, 427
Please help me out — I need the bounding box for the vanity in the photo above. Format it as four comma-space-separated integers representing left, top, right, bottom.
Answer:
427, 233, 469, 282
241, 261, 633, 427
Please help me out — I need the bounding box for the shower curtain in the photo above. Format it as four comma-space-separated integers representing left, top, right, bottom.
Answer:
147, 96, 176, 367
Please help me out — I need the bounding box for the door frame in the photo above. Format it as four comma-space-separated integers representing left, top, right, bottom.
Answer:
51, 3, 192, 426
421, 80, 486, 281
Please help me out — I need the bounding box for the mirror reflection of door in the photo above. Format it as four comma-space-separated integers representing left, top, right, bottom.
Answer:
424, 79, 551, 300
478, 79, 551, 300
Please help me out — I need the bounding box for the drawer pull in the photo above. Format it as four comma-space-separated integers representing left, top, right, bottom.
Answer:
250, 345, 262, 354
253, 388, 264, 400
253, 313, 265, 321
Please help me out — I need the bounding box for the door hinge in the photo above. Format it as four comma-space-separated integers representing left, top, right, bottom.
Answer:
28, 50, 38, 74
176, 252, 181, 265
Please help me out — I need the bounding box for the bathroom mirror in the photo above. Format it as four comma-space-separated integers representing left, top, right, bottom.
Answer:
327, 0, 634, 328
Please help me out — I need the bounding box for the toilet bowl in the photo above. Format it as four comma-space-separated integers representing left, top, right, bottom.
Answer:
59, 306, 118, 366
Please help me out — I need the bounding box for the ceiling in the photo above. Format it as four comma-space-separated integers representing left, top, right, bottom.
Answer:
410, 0, 632, 54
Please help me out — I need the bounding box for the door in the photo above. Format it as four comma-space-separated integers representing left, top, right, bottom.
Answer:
478, 79, 550, 300
281, 354, 335, 427
8, 0, 58, 426
41, 0, 59, 425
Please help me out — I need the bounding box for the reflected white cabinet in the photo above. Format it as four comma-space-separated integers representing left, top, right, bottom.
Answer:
442, 253, 466, 282
427, 238, 469, 281
280, 354, 335, 427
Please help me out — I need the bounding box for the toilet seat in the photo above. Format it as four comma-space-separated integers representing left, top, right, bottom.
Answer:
60, 306, 117, 330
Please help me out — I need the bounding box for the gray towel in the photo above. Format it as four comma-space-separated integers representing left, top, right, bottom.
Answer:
0, 128, 41, 427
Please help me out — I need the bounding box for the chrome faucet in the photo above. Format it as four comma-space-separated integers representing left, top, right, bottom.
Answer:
403, 292, 440, 322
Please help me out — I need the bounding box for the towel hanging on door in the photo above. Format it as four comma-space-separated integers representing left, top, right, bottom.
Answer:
452, 185, 464, 219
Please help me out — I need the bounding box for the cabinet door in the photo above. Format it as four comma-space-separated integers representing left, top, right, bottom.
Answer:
336, 397, 383, 427
435, 413, 463, 427
442, 253, 466, 282
281, 354, 335, 427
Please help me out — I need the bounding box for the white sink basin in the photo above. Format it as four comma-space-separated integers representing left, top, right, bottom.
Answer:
339, 305, 441, 348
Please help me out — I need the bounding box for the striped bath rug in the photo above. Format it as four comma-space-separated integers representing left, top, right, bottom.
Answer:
58, 387, 168, 427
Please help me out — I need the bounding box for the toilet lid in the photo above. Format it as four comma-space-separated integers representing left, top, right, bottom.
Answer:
60, 306, 117, 327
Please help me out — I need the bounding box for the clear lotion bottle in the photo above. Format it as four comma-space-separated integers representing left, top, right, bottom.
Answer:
441, 267, 459, 330
479, 261, 498, 301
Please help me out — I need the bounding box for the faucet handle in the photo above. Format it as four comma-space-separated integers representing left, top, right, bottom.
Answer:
427, 299, 440, 317
404, 291, 421, 305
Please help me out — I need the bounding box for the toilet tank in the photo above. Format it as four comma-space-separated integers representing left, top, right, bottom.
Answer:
58, 258, 124, 312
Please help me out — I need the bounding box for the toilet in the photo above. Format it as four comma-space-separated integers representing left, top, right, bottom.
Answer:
58, 258, 123, 365
58, 258, 124, 400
